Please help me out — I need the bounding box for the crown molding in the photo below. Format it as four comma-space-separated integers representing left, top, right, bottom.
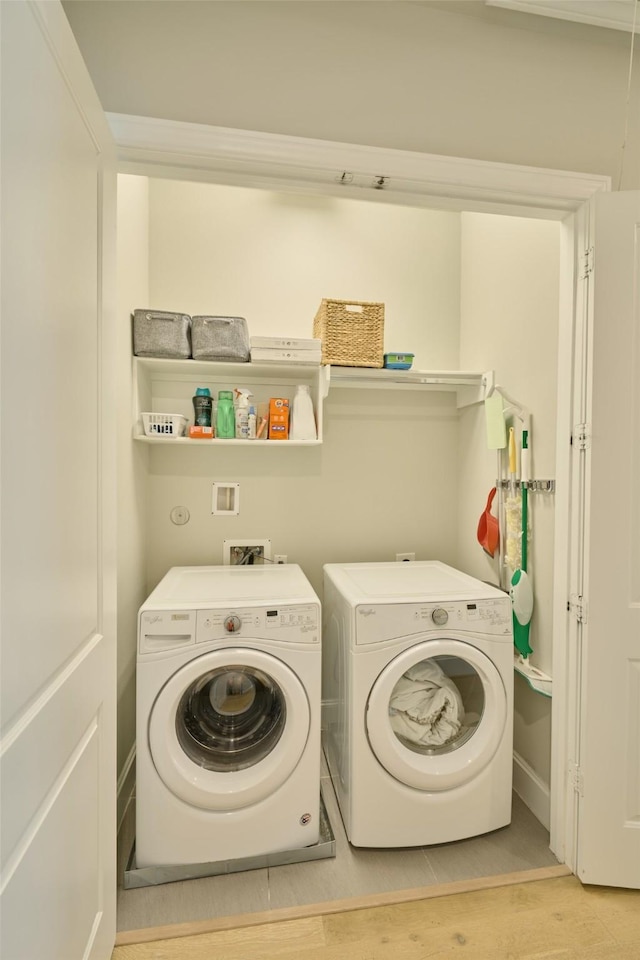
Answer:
107, 113, 610, 219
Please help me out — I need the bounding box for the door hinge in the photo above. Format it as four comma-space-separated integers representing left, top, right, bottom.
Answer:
568, 594, 588, 623
571, 423, 591, 450
580, 247, 594, 279
569, 761, 584, 797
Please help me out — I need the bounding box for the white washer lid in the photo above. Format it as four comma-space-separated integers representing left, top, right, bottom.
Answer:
323, 561, 505, 604
141, 564, 318, 610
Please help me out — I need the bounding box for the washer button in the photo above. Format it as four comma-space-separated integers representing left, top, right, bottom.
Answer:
224, 615, 241, 633
432, 607, 448, 626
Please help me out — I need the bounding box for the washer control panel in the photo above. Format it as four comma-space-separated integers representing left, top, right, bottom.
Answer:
356, 597, 512, 645
197, 604, 320, 644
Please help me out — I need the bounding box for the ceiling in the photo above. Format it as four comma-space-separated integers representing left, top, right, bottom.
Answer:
486, 0, 639, 32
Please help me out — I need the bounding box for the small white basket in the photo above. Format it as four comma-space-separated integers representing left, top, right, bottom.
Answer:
141, 413, 188, 438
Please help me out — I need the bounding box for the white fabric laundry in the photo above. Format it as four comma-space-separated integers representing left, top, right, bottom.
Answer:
389, 659, 465, 748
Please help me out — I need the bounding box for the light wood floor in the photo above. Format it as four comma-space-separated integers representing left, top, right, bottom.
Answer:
112, 874, 640, 959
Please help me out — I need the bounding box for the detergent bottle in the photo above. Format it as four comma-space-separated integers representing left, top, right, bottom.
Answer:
192, 387, 212, 427
216, 390, 235, 439
290, 384, 317, 441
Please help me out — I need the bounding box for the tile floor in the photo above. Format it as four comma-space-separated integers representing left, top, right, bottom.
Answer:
117, 753, 559, 933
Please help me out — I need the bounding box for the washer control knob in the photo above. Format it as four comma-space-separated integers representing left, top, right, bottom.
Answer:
432, 607, 448, 626
224, 615, 241, 633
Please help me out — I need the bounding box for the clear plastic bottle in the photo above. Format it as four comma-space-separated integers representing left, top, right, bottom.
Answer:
247, 405, 257, 440
216, 390, 235, 439
290, 384, 317, 441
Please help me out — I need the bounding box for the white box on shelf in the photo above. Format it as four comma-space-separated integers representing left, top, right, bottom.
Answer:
250, 336, 321, 351
251, 348, 322, 364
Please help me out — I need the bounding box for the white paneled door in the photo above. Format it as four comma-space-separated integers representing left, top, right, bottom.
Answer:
576, 191, 640, 888
0, 2, 117, 958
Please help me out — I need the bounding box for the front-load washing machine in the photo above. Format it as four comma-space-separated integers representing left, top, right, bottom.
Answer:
322, 561, 513, 848
136, 564, 321, 867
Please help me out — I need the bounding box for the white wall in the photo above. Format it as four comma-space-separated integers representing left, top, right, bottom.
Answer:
457, 212, 561, 797
115, 175, 150, 822
147, 179, 461, 370
64, 0, 640, 188
145, 390, 460, 599
143, 179, 462, 597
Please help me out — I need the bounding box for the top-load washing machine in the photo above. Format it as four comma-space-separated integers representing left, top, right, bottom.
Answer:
322, 561, 513, 848
136, 564, 321, 867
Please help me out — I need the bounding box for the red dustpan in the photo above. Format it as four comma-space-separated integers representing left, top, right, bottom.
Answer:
477, 487, 500, 558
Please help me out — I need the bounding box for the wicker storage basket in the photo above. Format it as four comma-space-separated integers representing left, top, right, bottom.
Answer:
313, 299, 384, 368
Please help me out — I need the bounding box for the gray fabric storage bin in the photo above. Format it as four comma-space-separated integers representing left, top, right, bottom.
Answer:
133, 310, 191, 359
191, 316, 250, 362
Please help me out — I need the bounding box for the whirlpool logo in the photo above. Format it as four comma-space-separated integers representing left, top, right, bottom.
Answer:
358, 607, 377, 617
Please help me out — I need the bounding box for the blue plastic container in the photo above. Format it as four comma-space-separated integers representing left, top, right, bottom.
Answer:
383, 353, 414, 370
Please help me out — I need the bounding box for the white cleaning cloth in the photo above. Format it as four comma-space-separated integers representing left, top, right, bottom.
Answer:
389, 660, 464, 748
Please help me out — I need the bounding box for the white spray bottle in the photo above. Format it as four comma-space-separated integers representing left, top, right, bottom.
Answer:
234, 387, 253, 439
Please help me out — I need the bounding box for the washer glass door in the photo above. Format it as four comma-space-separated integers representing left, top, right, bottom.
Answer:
366, 638, 507, 791
150, 647, 310, 810
177, 664, 285, 772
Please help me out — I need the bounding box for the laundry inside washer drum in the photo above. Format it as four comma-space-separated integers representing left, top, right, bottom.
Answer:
176, 666, 286, 772
389, 657, 483, 755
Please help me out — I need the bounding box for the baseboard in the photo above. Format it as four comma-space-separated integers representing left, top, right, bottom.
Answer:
513, 750, 550, 831
117, 742, 136, 830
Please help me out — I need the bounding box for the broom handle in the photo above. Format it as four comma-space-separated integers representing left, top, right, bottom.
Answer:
521, 430, 529, 572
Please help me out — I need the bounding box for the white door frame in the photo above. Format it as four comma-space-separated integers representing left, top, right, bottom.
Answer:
107, 112, 610, 872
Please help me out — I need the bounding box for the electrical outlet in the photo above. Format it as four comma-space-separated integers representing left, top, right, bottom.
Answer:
224, 539, 272, 566
273, 554, 287, 564
395, 552, 415, 562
